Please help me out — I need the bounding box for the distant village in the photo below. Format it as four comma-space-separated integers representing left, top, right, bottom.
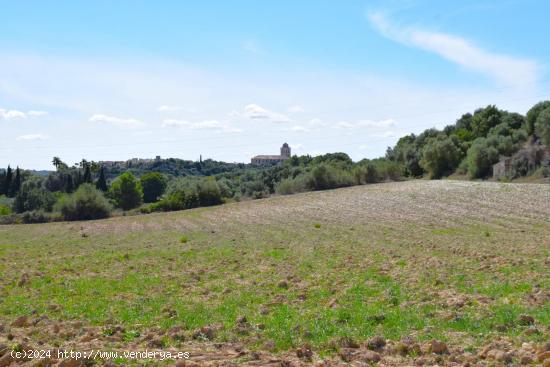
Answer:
97, 143, 292, 168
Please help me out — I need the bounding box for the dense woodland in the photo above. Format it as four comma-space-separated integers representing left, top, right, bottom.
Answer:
1, 100, 550, 224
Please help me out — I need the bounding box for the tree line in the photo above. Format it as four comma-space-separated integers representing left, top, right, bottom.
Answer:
0, 152, 401, 224
386, 101, 550, 179
2, 100, 549, 224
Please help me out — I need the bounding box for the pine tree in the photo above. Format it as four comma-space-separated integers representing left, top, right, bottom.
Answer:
4, 166, 12, 197
83, 164, 92, 184
66, 174, 74, 193
96, 167, 108, 191
12, 167, 21, 195
0, 170, 5, 196
76, 170, 82, 187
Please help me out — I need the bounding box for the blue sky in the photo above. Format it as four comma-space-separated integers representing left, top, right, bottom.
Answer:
1, 0, 549, 169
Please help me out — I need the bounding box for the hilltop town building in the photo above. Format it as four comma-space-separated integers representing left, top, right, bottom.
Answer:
251, 143, 291, 165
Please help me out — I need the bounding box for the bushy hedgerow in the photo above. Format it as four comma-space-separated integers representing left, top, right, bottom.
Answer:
54, 184, 112, 221
275, 175, 309, 195
13, 178, 56, 213
307, 164, 354, 191
21, 210, 59, 224
353, 163, 379, 184
147, 186, 200, 212
371, 159, 404, 181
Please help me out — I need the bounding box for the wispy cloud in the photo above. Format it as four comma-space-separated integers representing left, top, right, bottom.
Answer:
335, 118, 395, 129
163, 119, 241, 133
0, 108, 48, 120
17, 133, 49, 141
308, 118, 329, 128
287, 125, 310, 132
89, 114, 145, 128
235, 104, 290, 123
367, 12, 539, 87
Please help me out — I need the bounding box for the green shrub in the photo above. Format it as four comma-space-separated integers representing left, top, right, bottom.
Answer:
55, 184, 112, 221
509, 155, 530, 178
455, 159, 469, 175
109, 172, 143, 210
275, 176, 308, 195
535, 107, 550, 146
21, 210, 56, 224
307, 164, 354, 191
0, 214, 19, 225
180, 235, 188, 243
471, 105, 503, 137
198, 179, 222, 206
252, 190, 269, 199
275, 178, 297, 195
140, 172, 167, 203
148, 186, 200, 213
466, 140, 499, 179
216, 178, 234, 198
420, 135, 463, 179
353, 163, 379, 184
0, 204, 11, 216
13, 178, 56, 213
526, 100, 550, 135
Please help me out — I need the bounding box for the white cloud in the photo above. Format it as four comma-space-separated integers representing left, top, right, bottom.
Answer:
1, 110, 26, 119
367, 12, 539, 87
89, 114, 145, 128
162, 119, 190, 128
288, 125, 310, 132
1, 51, 543, 168
307, 118, 330, 128
357, 118, 395, 128
163, 119, 241, 133
0, 108, 48, 120
242, 104, 290, 122
17, 133, 49, 141
157, 105, 180, 112
288, 105, 305, 113
334, 118, 395, 129
371, 131, 398, 138
27, 110, 48, 117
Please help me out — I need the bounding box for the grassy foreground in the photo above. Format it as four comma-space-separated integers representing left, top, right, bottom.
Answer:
0, 180, 549, 366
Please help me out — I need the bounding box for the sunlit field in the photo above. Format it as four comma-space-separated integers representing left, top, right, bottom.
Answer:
1, 180, 549, 366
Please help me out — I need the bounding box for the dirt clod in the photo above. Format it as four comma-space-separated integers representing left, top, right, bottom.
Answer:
367, 336, 386, 350
362, 350, 381, 363
11, 316, 29, 328
518, 314, 535, 325
429, 340, 448, 354
277, 280, 289, 289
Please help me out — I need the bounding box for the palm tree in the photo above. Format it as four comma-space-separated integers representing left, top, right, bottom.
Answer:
52, 157, 62, 170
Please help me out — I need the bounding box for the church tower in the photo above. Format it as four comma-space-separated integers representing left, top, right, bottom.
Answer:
280, 143, 291, 158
